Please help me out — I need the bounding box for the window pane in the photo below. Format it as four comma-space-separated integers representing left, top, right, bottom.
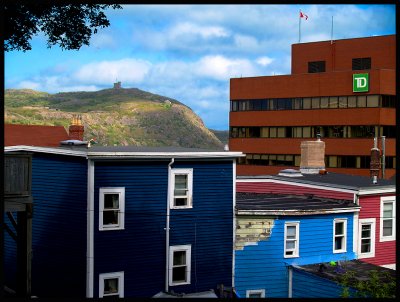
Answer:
311, 97, 320, 109
320, 97, 329, 108
286, 241, 295, 250
383, 203, 393, 217
173, 251, 186, 265
303, 98, 311, 109
103, 210, 119, 225
270, 128, 277, 138
335, 222, 344, 235
172, 266, 186, 282
361, 239, 371, 253
174, 197, 188, 207
104, 278, 119, 295
347, 96, 357, 108
383, 220, 393, 236
329, 97, 338, 108
357, 95, 367, 107
367, 95, 379, 107
361, 225, 371, 238
175, 175, 187, 189
335, 237, 343, 250
104, 194, 119, 209
260, 127, 269, 138
303, 127, 311, 138
287, 226, 296, 237
249, 293, 262, 298
277, 127, 285, 138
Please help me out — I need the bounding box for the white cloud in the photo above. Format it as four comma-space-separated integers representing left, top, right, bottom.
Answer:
170, 22, 229, 39
74, 59, 152, 84
17, 81, 41, 90
256, 56, 274, 66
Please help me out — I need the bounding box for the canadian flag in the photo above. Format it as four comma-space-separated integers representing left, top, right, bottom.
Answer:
300, 11, 308, 20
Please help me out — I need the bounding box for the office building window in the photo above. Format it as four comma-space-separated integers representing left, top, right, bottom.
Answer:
308, 61, 326, 73
352, 57, 371, 70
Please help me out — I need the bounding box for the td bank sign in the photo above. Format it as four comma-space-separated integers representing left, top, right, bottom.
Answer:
353, 73, 369, 92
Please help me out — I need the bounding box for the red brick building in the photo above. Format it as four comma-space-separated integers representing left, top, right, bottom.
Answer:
229, 35, 395, 179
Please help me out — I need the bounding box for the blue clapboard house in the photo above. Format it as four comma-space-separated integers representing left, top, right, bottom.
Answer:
234, 192, 360, 298
4, 144, 243, 298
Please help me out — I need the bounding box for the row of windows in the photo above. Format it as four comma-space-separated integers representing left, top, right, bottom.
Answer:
230, 126, 396, 139
283, 198, 396, 261
238, 154, 396, 169
230, 95, 395, 112
307, 57, 371, 73
99, 169, 193, 230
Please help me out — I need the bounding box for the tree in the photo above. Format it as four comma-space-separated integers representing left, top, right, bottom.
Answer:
4, 3, 122, 52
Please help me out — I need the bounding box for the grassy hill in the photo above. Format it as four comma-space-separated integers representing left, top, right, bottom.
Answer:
5, 88, 224, 149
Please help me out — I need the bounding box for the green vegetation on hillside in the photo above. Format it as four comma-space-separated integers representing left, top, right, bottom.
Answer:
5, 88, 224, 149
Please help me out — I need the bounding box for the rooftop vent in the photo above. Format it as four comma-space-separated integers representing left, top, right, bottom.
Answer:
278, 169, 303, 177
60, 139, 88, 146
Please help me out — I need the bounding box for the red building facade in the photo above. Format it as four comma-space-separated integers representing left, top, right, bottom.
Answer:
229, 35, 395, 179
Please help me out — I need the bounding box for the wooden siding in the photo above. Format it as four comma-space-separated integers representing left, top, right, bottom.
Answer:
30, 154, 88, 297
358, 194, 396, 266
292, 268, 357, 298
4, 212, 18, 290
93, 160, 234, 297
237, 181, 354, 200
234, 213, 356, 298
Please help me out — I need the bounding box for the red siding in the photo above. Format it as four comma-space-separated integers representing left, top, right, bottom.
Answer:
236, 181, 354, 200
358, 195, 396, 266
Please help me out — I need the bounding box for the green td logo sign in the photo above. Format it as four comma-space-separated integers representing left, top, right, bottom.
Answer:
353, 73, 369, 92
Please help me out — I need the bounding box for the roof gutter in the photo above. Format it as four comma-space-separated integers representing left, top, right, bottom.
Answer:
236, 207, 360, 216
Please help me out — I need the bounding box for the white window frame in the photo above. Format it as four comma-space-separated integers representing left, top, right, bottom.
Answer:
170, 168, 193, 209
284, 222, 299, 258
169, 245, 191, 286
333, 218, 347, 253
99, 271, 124, 298
99, 187, 125, 231
358, 218, 376, 259
380, 196, 396, 242
246, 289, 265, 298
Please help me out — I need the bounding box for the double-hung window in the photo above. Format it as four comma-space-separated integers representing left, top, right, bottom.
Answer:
99, 187, 125, 230
169, 245, 191, 286
333, 219, 347, 253
380, 196, 396, 241
171, 169, 193, 209
284, 222, 299, 258
99, 272, 124, 298
358, 218, 376, 258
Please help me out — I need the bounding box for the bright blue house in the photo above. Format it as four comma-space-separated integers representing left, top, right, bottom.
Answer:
4, 145, 243, 298
234, 192, 360, 298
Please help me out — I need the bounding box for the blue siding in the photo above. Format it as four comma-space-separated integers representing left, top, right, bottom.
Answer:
235, 213, 356, 298
4, 212, 18, 290
30, 153, 87, 297
292, 268, 358, 298
93, 160, 234, 297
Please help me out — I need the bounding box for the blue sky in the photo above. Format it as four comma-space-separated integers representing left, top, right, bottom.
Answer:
5, 4, 396, 130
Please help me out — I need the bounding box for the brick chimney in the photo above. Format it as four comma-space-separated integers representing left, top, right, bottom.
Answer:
370, 137, 381, 183
69, 115, 84, 141
300, 135, 326, 174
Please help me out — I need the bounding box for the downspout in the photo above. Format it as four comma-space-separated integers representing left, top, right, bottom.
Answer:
86, 159, 94, 297
232, 159, 236, 290
165, 158, 175, 293
288, 265, 293, 298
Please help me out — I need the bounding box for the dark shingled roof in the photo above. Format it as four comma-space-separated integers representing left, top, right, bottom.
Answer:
236, 192, 359, 213
294, 259, 396, 286
86, 145, 224, 152
238, 171, 395, 190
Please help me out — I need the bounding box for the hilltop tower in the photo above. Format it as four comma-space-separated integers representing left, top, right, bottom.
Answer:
113, 81, 122, 89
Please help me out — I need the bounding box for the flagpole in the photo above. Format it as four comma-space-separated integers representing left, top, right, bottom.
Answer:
299, 10, 301, 43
